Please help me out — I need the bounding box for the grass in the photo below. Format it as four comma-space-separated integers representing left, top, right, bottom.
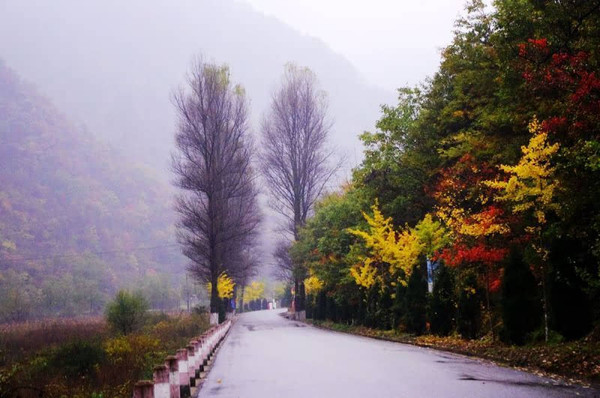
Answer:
0, 317, 108, 364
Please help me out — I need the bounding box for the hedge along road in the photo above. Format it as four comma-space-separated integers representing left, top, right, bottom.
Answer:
198, 309, 597, 398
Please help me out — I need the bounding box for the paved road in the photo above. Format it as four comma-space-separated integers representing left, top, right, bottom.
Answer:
198, 309, 598, 398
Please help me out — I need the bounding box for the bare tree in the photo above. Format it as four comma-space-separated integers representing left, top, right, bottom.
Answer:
172, 59, 260, 320
232, 247, 261, 312
273, 240, 294, 282
261, 64, 338, 314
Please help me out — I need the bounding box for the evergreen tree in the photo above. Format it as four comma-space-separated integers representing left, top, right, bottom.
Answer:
457, 271, 482, 339
501, 248, 540, 345
430, 263, 456, 336
404, 262, 428, 335
377, 284, 394, 329
392, 280, 407, 329
548, 237, 594, 340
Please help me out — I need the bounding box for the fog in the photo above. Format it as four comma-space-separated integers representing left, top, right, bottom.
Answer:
243, 0, 468, 90
0, 0, 394, 174
0, 0, 451, 319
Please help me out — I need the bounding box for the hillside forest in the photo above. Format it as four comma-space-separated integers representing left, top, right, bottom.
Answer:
0, 0, 389, 323
0, 63, 187, 321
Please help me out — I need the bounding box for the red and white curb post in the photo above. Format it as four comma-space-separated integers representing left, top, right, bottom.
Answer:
132, 319, 233, 398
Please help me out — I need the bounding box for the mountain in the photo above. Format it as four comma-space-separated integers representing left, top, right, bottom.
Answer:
0, 0, 394, 176
0, 62, 184, 320
0, 0, 395, 314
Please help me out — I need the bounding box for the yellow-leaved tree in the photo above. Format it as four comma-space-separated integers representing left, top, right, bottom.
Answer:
347, 201, 423, 289
486, 117, 561, 227
414, 213, 451, 261
206, 272, 235, 299
243, 280, 265, 303
485, 117, 561, 342
304, 274, 324, 295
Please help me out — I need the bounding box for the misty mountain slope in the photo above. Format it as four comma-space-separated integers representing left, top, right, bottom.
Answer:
0, 0, 394, 176
0, 62, 184, 319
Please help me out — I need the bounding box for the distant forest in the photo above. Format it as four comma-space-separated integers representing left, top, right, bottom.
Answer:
0, 63, 186, 321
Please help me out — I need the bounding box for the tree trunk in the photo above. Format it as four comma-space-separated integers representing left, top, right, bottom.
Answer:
298, 281, 306, 312
485, 265, 495, 340
239, 285, 245, 313
542, 263, 549, 343
210, 274, 219, 324
293, 278, 300, 312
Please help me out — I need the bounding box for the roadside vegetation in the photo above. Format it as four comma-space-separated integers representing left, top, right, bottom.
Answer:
0, 290, 209, 398
282, 0, 600, 384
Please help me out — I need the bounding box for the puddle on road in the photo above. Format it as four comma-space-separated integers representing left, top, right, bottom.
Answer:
458, 373, 577, 391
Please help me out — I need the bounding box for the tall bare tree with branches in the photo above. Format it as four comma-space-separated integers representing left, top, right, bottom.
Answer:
261, 64, 338, 315
172, 59, 260, 321
273, 240, 295, 282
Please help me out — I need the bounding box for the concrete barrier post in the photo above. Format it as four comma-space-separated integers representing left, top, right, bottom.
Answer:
176, 349, 190, 398
191, 340, 201, 378
210, 330, 216, 351
205, 332, 212, 360
153, 365, 170, 398
132, 318, 235, 398
198, 337, 206, 371
133, 381, 154, 398
205, 333, 212, 362
165, 356, 180, 398
186, 345, 196, 387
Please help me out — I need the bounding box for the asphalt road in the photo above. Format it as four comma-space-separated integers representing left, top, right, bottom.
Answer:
198, 309, 598, 398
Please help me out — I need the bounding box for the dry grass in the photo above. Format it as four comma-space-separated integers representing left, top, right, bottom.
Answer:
0, 313, 210, 398
0, 317, 108, 363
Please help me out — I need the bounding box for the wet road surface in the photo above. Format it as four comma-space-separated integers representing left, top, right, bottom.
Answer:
198, 309, 598, 398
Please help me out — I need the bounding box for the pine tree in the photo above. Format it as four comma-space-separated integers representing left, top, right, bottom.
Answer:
457, 271, 482, 339
404, 261, 428, 335
430, 263, 456, 336
501, 248, 540, 345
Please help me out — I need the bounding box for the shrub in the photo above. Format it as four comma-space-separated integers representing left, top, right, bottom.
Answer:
193, 305, 209, 315
51, 339, 105, 378
150, 313, 208, 350
105, 291, 148, 335
101, 334, 160, 389
145, 311, 169, 327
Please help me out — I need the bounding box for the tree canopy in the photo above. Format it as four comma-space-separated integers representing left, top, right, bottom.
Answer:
290, 0, 600, 342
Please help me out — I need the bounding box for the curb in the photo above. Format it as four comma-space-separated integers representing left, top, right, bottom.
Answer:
132, 317, 236, 398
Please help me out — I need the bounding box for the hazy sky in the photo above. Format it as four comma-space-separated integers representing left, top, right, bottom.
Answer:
240, 0, 469, 90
